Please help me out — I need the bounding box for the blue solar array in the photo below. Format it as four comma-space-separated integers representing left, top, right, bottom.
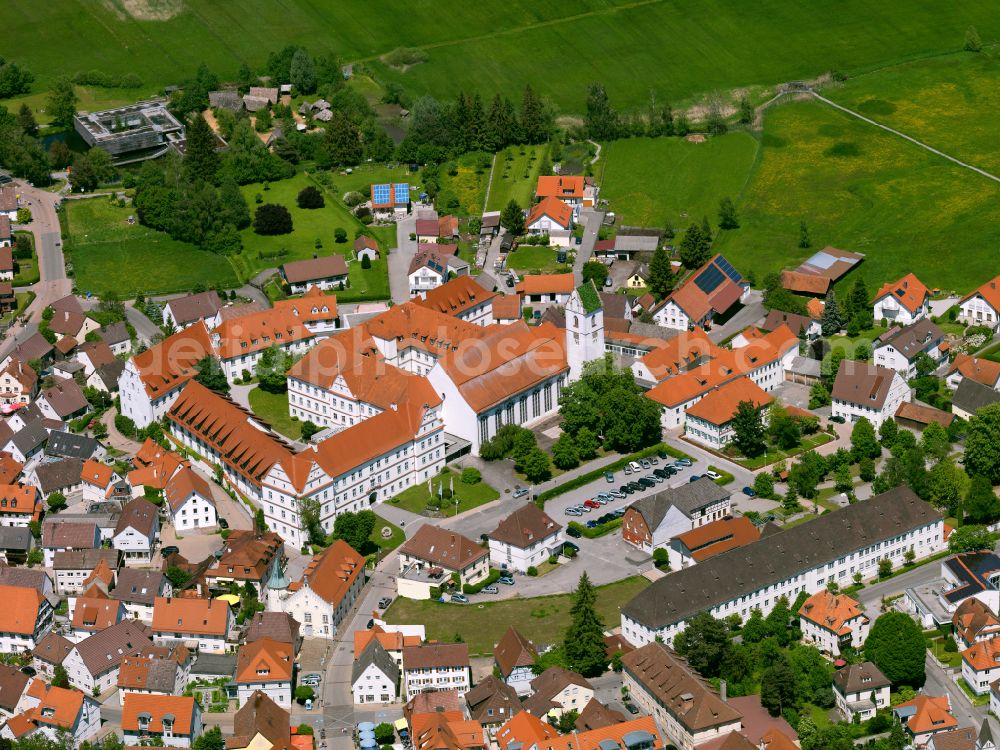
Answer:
372, 183, 391, 206
716, 255, 742, 283
694, 265, 725, 294
394, 183, 410, 204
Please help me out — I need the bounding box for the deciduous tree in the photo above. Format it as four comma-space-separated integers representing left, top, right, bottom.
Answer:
850, 417, 880, 461
731, 400, 766, 458
194, 355, 231, 395
949, 524, 999, 553
674, 611, 729, 678
718, 196, 739, 230
965, 403, 1000, 483
48, 76, 77, 127
864, 611, 926, 688
964, 475, 1000, 525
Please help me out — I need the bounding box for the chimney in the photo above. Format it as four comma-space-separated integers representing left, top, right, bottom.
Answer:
390, 403, 397, 411
720, 680, 727, 702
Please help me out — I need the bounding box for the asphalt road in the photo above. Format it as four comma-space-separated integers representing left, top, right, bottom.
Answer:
573, 209, 605, 286
389, 214, 417, 303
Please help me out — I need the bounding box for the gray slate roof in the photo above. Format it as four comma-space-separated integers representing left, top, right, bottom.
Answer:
954, 378, 1000, 415
622, 486, 940, 630
52, 548, 118, 571
0, 527, 32, 552
74, 620, 152, 676
832, 661, 890, 694
190, 653, 237, 678
98, 322, 129, 346
629, 478, 731, 530
112, 569, 167, 606
352, 640, 398, 685
45, 431, 99, 460
11, 420, 48, 457
94, 360, 126, 390
874, 319, 944, 361
34, 458, 85, 495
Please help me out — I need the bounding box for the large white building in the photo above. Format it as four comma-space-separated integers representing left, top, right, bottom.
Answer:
831, 360, 910, 429
487, 504, 564, 575
620, 487, 944, 646
401, 643, 471, 700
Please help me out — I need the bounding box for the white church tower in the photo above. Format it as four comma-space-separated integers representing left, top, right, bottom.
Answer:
565, 281, 605, 381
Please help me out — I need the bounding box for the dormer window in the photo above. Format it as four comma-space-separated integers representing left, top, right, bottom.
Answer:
41, 708, 55, 719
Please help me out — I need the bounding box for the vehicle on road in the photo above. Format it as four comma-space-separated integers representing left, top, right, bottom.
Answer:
563, 542, 580, 554
705, 470, 722, 480
482, 585, 499, 594
218, 518, 229, 529
498, 576, 515, 586
605, 471, 615, 483
640, 459, 651, 469
450, 593, 470, 604
742, 486, 757, 496
301, 674, 322, 687
566, 526, 583, 538
609, 490, 625, 499
160, 546, 179, 558
689, 475, 702, 482
512, 487, 529, 499
623, 465, 632, 475
378, 596, 392, 608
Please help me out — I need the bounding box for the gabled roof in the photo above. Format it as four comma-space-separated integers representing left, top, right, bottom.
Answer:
893, 695, 956, 736
286, 539, 364, 605
281, 255, 349, 284
516, 274, 575, 296
416, 275, 497, 318
493, 626, 538, 678
245, 612, 301, 646
961, 274, 1000, 313
661, 254, 744, 322
798, 590, 867, 635
523, 667, 592, 715
672, 516, 760, 562
402, 643, 470, 671
953, 377, 1000, 416
874, 319, 944, 361
204, 530, 283, 583
489, 504, 562, 550
118, 653, 181, 693
53, 548, 118, 571
949, 354, 1000, 389
81, 458, 113, 488
400, 525, 488, 571
5, 333, 53, 364
35, 457, 86, 494
526, 197, 572, 230
0, 665, 29, 713
466, 674, 522, 726
164, 467, 213, 512
165, 291, 223, 325
212, 307, 314, 359
152, 596, 230, 636
963, 636, 1000, 672
42, 519, 99, 549
115, 497, 158, 538
536, 175, 585, 200
71, 592, 124, 632
628, 478, 731, 531
236, 637, 293, 684
9, 680, 86, 735
685, 377, 773, 426
73, 619, 152, 676
228, 691, 291, 750
112, 569, 168, 606
636, 328, 718, 382
831, 360, 899, 409
352, 639, 399, 685
122, 694, 198, 735
874, 273, 930, 314
0, 586, 45, 635
38, 380, 88, 418
130, 321, 213, 399
32, 633, 73, 666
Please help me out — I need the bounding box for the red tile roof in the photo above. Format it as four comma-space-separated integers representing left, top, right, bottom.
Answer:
152, 596, 230, 636
516, 273, 575, 296
874, 273, 930, 314
536, 176, 584, 201
672, 516, 761, 562
0, 586, 45, 635
416, 276, 496, 318
236, 638, 293, 684
685, 377, 773, 426
212, 307, 314, 359
637, 328, 719, 382
962, 274, 1000, 313
131, 322, 213, 399
949, 354, 1000, 388
526, 197, 572, 230
286, 540, 364, 605
798, 590, 867, 635
122, 694, 198, 735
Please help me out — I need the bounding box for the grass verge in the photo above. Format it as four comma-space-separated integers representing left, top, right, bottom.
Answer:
247, 387, 302, 440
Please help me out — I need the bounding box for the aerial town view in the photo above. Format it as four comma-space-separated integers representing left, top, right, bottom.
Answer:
3, 4, 1000, 750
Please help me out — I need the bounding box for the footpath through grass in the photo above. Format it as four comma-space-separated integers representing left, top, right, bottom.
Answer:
389, 469, 499, 517
384, 576, 649, 655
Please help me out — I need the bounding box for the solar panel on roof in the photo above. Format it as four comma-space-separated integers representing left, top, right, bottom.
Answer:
372, 184, 391, 206
806, 250, 837, 270
694, 265, 725, 294
394, 183, 410, 204
715, 256, 742, 283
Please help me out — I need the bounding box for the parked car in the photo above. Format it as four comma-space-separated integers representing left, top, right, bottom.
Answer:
649, 456, 659, 465
648, 473, 664, 483
605, 471, 615, 483
450, 593, 470, 604
638, 478, 655, 488
619, 485, 633, 495
301, 674, 322, 687
613, 508, 626, 518
366, 619, 374, 629
482, 585, 499, 594
218, 518, 229, 530
657, 450, 668, 460
505, 276, 515, 288
675, 458, 693, 467
604, 276, 613, 288
579, 503, 593, 512
596, 496, 611, 505
563, 542, 580, 554
704, 470, 722, 480
623, 465, 633, 475
565, 507, 582, 516
583, 499, 601, 509
160, 546, 179, 558
830, 415, 846, 423
624, 702, 640, 715
689, 475, 702, 482
566, 525, 583, 538
640, 459, 651, 469
609, 490, 626, 499
742, 486, 757, 497
629, 461, 642, 472
499, 576, 515, 586
653, 469, 668, 479
378, 596, 393, 608
597, 492, 611, 500
512, 487, 529, 499
587, 520, 599, 528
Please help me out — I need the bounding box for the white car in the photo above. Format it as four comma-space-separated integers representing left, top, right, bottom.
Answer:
704, 470, 722, 480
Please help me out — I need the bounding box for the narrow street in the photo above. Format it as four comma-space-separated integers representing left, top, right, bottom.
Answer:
389, 215, 417, 303
573, 209, 605, 286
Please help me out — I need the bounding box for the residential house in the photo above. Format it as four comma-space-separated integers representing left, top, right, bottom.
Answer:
245, 612, 301, 652
1, 680, 101, 743
398, 525, 490, 599
408, 244, 461, 297
41, 521, 100, 568
953, 378, 1000, 421
522, 667, 593, 719
574, 699, 625, 733
268, 540, 365, 639
87, 359, 126, 393
0, 234, 11, 264
935, 552, 1000, 615
874, 319, 948, 378
625, 264, 650, 290
926, 727, 979, 750
493, 626, 537, 697
0, 585, 52, 653
651, 255, 748, 331
620, 642, 741, 750
761, 309, 820, 340
32, 458, 85, 503
163, 291, 224, 331
31, 634, 73, 681
832, 661, 890, 722
96, 321, 131, 355
62, 620, 153, 694
235, 638, 293, 708
831, 360, 910, 429
113, 498, 160, 564
410, 709, 486, 750
210, 306, 316, 383
0, 483, 40, 528
525, 198, 573, 245
516, 273, 575, 306
401, 644, 471, 700
352, 640, 399, 704
354, 236, 380, 262
370, 183, 410, 214
893, 695, 957, 746
535, 176, 597, 217
48, 307, 99, 344
0, 333, 53, 373
0, 665, 29, 720
947, 354, 1000, 391
963, 637, 1000, 695
0, 453, 22, 485
0, 528, 32, 565
122, 694, 202, 748
203, 530, 284, 598
684, 377, 774, 451
272, 286, 342, 336
960, 275, 1000, 330
164, 467, 218, 531
75, 340, 116, 377
666, 516, 761, 570
0, 360, 37, 408
354, 624, 422, 671
6, 420, 49, 464
118, 648, 190, 704
874, 273, 931, 325
488, 504, 563, 575
415, 275, 497, 327
227, 691, 292, 750
954, 598, 1000, 650
80, 459, 117, 504
112, 569, 173, 623
280, 255, 349, 294
151, 597, 233, 654
244, 87, 278, 111
620, 487, 944, 646
45, 431, 101, 461
621, 478, 733, 553
36, 380, 89, 422
496, 714, 661, 750
68, 589, 126, 642
798, 589, 870, 656
465, 676, 522, 735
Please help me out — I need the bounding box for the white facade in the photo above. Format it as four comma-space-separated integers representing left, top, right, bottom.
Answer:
488, 528, 564, 575
831, 370, 910, 429
215, 337, 312, 385
170, 492, 217, 532
565, 288, 605, 381
799, 611, 870, 656
874, 339, 946, 380
834, 680, 889, 722
353, 662, 397, 704
0, 601, 51, 654
621, 516, 945, 647
409, 266, 446, 297
960, 291, 1000, 330
268, 572, 364, 640
403, 664, 470, 700
874, 294, 928, 326
652, 299, 697, 331
61, 648, 119, 694
118, 361, 182, 429
3, 688, 101, 744
113, 521, 159, 565
236, 680, 291, 709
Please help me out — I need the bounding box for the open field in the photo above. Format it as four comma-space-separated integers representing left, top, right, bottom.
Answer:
63, 198, 240, 296
384, 576, 649, 655
828, 52, 1000, 176
715, 100, 1000, 294
10, 0, 1000, 112
599, 134, 759, 228
486, 145, 549, 211
507, 245, 570, 274
247, 387, 301, 440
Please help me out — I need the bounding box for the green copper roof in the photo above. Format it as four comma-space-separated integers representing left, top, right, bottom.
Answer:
576, 280, 602, 314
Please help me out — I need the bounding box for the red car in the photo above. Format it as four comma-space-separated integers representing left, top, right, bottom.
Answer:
583, 499, 601, 509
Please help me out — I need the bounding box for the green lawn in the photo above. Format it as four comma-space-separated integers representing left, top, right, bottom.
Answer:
978, 341, 1000, 363
486, 145, 549, 211
438, 152, 491, 217
507, 245, 570, 274
247, 387, 301, 440
829, 52, 1000, 177
384, 576, 649, 655
64, 198, 240, 296
732, 432, 835, 470
370, 515, 405, 553
389, 469, 499, 517
598, 134, 759, 228
715, 100, 1000, 295
11, 232, 39, 286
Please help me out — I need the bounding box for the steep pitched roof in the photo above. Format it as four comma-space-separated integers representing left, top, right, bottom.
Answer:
798, 590, 867, 635
130, 321, 213, 399
402, 643, 470, 671
38, 380, 88, 418
115, 497, 158, 538
165, 291, 223, 325
494, 626, 538, 678
672, 516, 761, 562
32, 633, 73, 666
516, 274, 575, 296
9, 680, 86, 735
950, 354, 1000, 389
400, 525, 488, 571
245, 612, 301, 646
685, 377, 773, 426
164, 467, 214, 512
203, 530, 283, 584
228, 691, 291, 750
963, 636, 1000, 672
416, 275, 497, 318
236, 638, 293, 684
894, 695, 956, 736
352, 639, 399, 685
73, 620, 152, 675
286, 539, 364, 605
0, 665, 29, 713
536, 175, 584, 200
71, 592, 123, 632
953, 598, 1000, 646
212, 307, 314, 359
629, 478, 732, 531
831, 360, 899, 409
961, 274, 1000, 313
662, 254, 744, 321
526, 197, 573, 230
122, 694, 198, 735
0, 586, 45, 635
465, 675, 522, 726
874, 319, 944, 361
874, 273, 930, 314
152, 596, 230, 636
523, 667, 592, 715
489, 504, 562, 550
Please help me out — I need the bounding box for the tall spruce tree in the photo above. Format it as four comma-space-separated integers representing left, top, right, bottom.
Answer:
649, 245, 674, 300
563, 573, 607, 677
520, 85, 547, 144
184, 113, 220, 184
820, 290, 845, 335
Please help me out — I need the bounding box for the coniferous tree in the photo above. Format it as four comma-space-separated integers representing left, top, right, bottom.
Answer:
563, 573, 607, 677
500, 199, 524, 236
718, 196, 739, 230
584, 82, 619, 141
16, 103, 37, 137
848, 276, 872, 328
820, 290, 845, 335
679, 223, 711, 269
48, 76, 78, 127
799, 220, 811, 248
520, 85, 548, 144
184, 113, 220, 184
648, 245, 674, 300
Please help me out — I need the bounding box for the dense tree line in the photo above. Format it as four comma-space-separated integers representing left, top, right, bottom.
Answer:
0, 57, 34, 98
0, 105, 51, 185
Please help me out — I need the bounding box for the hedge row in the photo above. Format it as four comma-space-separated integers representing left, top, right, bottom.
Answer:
463, 569, 503, 594
536, 443, 690, 505
568, 518, 623, 539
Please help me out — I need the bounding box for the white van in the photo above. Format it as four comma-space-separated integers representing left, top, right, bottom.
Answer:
629, 461, 642, 472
